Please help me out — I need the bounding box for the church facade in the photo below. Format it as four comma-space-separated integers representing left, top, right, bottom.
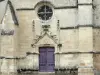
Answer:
0, 0, 100, 75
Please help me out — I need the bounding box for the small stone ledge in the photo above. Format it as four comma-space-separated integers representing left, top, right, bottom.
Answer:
55, 51, 94, 54
78, 3, 93, 6
17, 69, 38, 74
55, 68, 78, 70
60, 25, 100, 30
0, 57, 25, 60
55, 68, 78, 75
16, 6, 78, 11
55, 6, 78, 9
26, 52, 39, 55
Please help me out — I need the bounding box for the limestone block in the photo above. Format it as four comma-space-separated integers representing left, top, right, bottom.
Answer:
60, 54, 79, 68
13, 26, 19, 57
33, 55, 39, 69
34, 20, 42, 35
26, 55, 34, 69
79, 54, 93, 67
79, 27, 93, 52
60, 29, 79, 52
55, 9, 77, 27
26, 55, 39, 69
0, 36, 15, 57
8, 59, 17, 73
17, 58, 27, 69
0, 59, 8, 73
52, 0, 77, 7
0, 59, 16, 73
17, 11, 35, 56
93, 54, 100, 71
78, 5, 93, 25
17, 55, 39, 70
93, 0, 100, 5
11, 0, 77, 9
11, 0, 38, 8
93, 0, 100, 26
78, 0, 92, 4
78, 68, 94, 75
93, 29, 100, 51
0, 59, 3, 72
49, 19, 58, 35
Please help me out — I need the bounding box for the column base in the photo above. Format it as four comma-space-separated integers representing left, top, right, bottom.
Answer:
78, 68, 94, 75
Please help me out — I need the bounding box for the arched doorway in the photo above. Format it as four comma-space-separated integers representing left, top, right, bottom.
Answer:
39, 47, 55, 72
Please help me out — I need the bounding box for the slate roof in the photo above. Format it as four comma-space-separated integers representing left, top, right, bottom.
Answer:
0, 0, 19, 25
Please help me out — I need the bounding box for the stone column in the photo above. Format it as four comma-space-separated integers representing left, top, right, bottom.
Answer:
78, 0, 93, 26
78, 0, 94, 75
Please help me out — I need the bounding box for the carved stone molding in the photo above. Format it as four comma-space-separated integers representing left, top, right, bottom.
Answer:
31, 32, 58, 47
42, 25, 50, 32
31, 25, 58, 47
1, 29, 14, 35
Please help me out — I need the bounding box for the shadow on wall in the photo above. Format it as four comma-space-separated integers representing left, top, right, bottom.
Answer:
94, 70, 100, 75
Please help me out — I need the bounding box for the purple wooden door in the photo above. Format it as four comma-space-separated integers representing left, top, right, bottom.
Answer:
39, 47, 55, 72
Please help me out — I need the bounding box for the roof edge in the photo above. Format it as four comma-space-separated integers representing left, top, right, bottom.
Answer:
8, 0, 19, 26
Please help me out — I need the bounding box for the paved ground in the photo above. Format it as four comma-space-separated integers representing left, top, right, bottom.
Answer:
0, 72, 77, 75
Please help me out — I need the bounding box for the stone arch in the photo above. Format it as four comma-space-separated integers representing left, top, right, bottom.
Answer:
34, 1, 55, 9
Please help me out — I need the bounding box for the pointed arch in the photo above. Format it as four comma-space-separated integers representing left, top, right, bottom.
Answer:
8, 0, 19, 25
1, 0, 19, 26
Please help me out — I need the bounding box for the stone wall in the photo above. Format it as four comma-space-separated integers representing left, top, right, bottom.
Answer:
0, 0, 97, 75
17, 11, 34, 57
93, 0, 100, 26
11, 0, 77, 9
93, 28, 100, 72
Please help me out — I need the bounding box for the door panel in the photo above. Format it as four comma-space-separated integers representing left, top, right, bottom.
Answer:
39, 48, 47, 72
47, 47, 55, 72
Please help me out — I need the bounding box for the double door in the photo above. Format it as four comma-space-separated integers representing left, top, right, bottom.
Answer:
39, 47, 55, 72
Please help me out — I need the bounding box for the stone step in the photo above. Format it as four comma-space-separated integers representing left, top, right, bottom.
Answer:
38, 72, 55, 75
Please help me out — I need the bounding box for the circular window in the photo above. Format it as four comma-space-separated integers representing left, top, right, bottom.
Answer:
37, 5, 53, 20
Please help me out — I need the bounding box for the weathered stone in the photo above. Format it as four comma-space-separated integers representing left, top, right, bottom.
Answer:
1, 0, 100, 75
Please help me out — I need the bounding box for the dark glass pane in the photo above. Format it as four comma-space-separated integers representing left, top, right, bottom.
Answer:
46, 7, 52, 12
38, 5, 53, 20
